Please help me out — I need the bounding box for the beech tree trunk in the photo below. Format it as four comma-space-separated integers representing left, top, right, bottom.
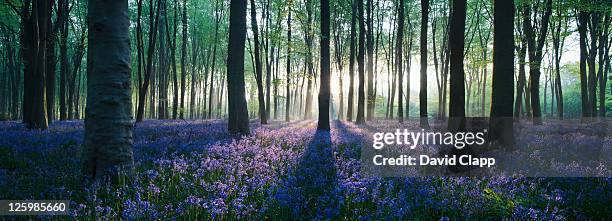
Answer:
227, 0, 250, 134
355, 0, 366, 124
419, 0, 429, 128
447, 0, 466, 132
317, 0, 330, 131
489, 0, 515, 149
396, 0, 404, 123
347, 0, 357, 121
82, 0, 134, 182
250, 0, 267, 124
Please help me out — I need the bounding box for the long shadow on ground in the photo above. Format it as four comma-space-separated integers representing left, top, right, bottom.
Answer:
275, 128, 338, 219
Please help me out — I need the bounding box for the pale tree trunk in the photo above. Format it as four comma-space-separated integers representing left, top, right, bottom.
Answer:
82, 0, 134, 183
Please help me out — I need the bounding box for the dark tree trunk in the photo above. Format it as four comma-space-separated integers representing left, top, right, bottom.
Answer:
597, 14, 609, 117
59, 0, 69, 121
551, 4, 566, 119
523, 0, 552, 125
514, 12, 528, 119
396, 0, 404, 123
285, 7, 291, 122
171, 0, 179, 119
180, 0, 187, 119
45, 1, 56, 124
489, 0, 515, 149
136, 0, 160, 122
447, 0, 466, 132
578, 9, 590, 118
317, 0, 330, 131
347, 0, 357, 121
366, 0, 374, 120
227, 0, 250, 134
27, 0, 50, 130
208, 0, 222, 119
355, 0, 366, 124
157, 0, 168, 120
303, 0, 314, 119
419, 0, 429, 128
82, 0, 134, 183
250, 0, 267, 124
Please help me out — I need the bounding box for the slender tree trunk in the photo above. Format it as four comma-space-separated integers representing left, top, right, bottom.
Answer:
396, 0, 404, 123
347, 0, 357, 121
171, 0, 179, 119
208, 0, 222, 119
180, 0, 187, 119
524, 0, 552, 125
82, 0, 134, 182
317, 0, 331, 130
250, 0, 267, 124
285, 6, 292, 122
136, 0, 160, 122
578, 9, 590, 118
366, 0, 374, 120
419, 0, 429, 128
355, 0, 366, 124
45, 1, 56, 124
59, 0, 69, 121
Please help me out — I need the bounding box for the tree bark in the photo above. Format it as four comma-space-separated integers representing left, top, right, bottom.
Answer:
355, 0, 366, 124
524, 0, 552, 125
396, 0, 404, 123
447, 0, 466, 132
285, 6, 292, 122
489, 0, 515, 149
317, 0, 330, 130
419, 0, 429, 128
347, 0, 357, 121
227, 0, 250, 134
82, 0, 134, 183
250, 0, 267, 124
180, 0, 187, 119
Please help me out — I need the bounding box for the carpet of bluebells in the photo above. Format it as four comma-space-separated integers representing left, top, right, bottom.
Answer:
0, 119, 610, 220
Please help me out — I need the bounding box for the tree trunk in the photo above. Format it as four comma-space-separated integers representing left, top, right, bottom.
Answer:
180, 0, 187, 119
136, 0, 160, 122
524, 0, 552, 125
82, 0, 134, 183
366, 0, 374, 120
489, 0, 515, 149
285, 7, 291, 122
447, 0, 466, 132
347, 0, 357, 121
419, 0, 429, 128
227, 0, 250, 134
59, 0, 69, 121
355, 0, 366, 124
396, 0, 404, 123
578, 9, 590, 118
317, 0, 330, 130
250, 0, 267, 124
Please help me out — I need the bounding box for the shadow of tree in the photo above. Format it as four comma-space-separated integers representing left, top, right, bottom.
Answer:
274, 126, 340, 219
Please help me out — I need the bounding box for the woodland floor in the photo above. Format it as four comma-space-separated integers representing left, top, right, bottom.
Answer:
0, 119, 610, 220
